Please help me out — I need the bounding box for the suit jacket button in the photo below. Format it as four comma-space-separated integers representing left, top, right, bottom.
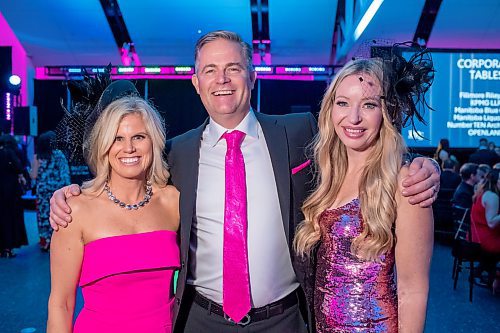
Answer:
181, 261, 185, 268
176, 297, 181, 305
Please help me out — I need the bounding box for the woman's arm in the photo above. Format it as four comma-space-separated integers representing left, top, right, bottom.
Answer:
395, 166, 434, 333
47, 198, 84, 333
482, 191, 500, 229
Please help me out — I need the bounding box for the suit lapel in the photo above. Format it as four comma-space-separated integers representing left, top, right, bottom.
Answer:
176, 120, 208, 256
255, 112, 291, 245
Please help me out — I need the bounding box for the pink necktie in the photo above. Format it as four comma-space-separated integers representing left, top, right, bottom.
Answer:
222, 130, 251, 323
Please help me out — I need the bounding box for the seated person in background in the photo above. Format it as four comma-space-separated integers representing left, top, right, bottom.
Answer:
452, 163, 480, 209
440, 159, 461, 190
469, 138, 500, 167
470, 169, 500, 291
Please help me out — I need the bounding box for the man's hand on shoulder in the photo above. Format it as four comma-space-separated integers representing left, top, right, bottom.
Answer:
49, 184, 82, 231
401, 157, 440, 208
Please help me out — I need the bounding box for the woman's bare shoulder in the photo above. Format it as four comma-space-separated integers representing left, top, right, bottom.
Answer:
154, 184, 180, 229
52, 194, 93, 239
483, 190, 500, 204
155, 184, 180, 203
67, 190, 103, 220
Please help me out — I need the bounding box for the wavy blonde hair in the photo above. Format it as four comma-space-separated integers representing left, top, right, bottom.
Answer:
82, 96, 170, 194
294, 58, 407, 261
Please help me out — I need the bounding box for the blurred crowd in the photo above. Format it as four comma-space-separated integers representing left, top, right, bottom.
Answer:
0, 130, 70, 257
434, 137, 500, 294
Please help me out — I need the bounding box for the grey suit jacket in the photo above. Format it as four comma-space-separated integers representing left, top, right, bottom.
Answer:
166, 111, 318, 331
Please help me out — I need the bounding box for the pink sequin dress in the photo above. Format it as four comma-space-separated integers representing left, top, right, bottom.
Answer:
73, 230, 179, 333
314, 199, 398, 333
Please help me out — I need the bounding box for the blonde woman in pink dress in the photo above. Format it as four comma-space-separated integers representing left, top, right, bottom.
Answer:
47, 82, 179, 333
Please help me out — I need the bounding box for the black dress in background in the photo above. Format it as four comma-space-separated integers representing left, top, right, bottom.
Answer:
0, 146, 28, 253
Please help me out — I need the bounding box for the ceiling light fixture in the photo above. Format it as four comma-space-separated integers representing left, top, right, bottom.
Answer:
354, 0, 384, 41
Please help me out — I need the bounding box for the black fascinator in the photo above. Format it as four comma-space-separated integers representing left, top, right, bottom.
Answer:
55, 65, 139, 165
381, 42, 435, 133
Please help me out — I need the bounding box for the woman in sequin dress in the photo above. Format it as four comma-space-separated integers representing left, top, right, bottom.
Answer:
295, 57, 434, 332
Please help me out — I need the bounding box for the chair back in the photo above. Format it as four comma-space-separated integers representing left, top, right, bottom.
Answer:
451, 205, 482, 260
433, 188, 456, 234
452, 205, 470, 241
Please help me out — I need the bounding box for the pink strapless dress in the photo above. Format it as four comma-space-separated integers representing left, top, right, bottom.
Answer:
73, 230, 179, 333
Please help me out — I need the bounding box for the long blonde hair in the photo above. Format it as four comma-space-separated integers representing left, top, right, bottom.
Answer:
294, 58, 407, 261
82, 96, 170, 194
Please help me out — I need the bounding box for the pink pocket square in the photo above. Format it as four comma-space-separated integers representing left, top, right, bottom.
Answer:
291, 159, 311, 175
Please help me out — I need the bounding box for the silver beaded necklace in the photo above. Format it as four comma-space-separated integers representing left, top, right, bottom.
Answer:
104, 181, 153, 210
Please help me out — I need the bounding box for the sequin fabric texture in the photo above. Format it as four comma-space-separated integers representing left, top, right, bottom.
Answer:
314, 198, 398, 332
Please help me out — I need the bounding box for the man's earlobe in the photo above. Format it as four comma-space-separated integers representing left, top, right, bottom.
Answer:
191, 74, 200, 94
249, 71, 257, 89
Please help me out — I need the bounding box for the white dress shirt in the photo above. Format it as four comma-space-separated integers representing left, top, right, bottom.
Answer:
188, 110, 299, 307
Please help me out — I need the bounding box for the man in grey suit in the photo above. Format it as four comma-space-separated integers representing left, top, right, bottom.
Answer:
50, 30, 440, 332
166, 31, 317, 332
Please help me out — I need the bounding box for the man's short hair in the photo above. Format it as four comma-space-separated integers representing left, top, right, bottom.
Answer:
459, 163, 478, 181
194, 30, 253, 72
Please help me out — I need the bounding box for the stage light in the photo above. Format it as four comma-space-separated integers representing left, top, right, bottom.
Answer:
144, 67, 162, 73
5, 92, 11, 120
308, 67, 326, 72
7, 75, 21, 95
118, 67, 135, 73
39, 65, 335, 81
416, 37, 427, 47
9, 75, 21, 86
174, 66, 193, 72
255, 66, 273, 73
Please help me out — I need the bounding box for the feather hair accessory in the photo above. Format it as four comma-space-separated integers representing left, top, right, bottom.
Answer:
55, 65, 139, 165
381, 42, 435, 133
